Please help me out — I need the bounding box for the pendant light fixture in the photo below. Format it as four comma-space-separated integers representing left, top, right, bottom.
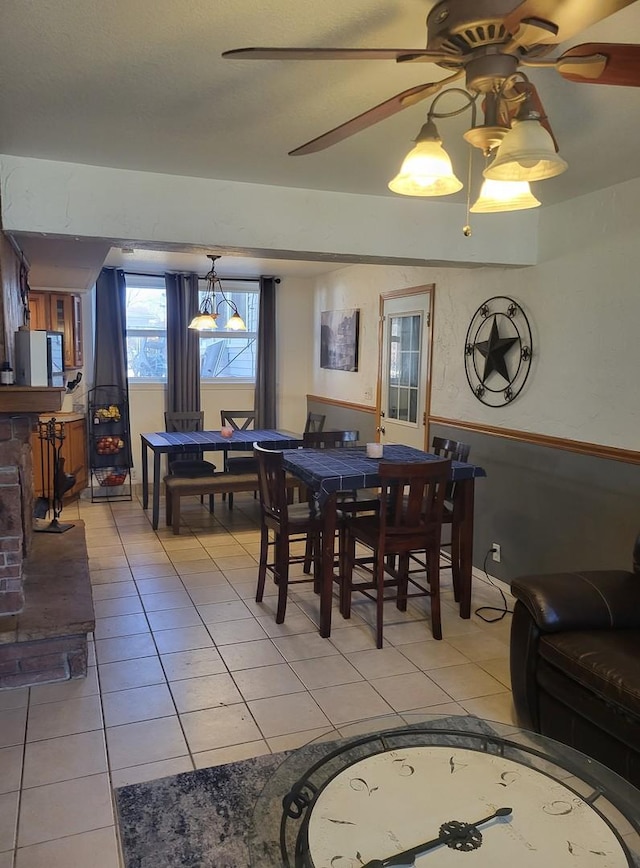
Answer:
188, 255, 247, 331
470, 178, 541, 213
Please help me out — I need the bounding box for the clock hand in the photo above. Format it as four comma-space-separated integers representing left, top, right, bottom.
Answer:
361, 806, 513, 868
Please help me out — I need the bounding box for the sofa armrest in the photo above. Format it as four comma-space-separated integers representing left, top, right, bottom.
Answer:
511, 570, 640, 633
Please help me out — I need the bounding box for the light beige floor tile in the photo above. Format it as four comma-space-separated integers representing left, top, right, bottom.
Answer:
0, 708, 27, 748
337, 714, 406, 738
90, 555, 129, 571
478, 656, 511, 688
427, 663, 506, 701
248, 692, 330, 738
169, 673, 243, 713
181, 704, 262, 753
196, 600, 252, 624
397, 640, 470, 671
126, 551, 171, 567
213, 555, 257, 571
272, 633, 340, 662
219, 639, 284, 671
130, 564, 177, 580
328, 624, 386, 653
22, 729, 107, 788
382, 620, 440, 646
17, 773, 113, 847
242, 596, 301, 619
153, 625, 215, 655
446, 632, 510, 662
370, 671, 451, 712
192, 740, 270, 769
0, 791, 19, 852
110, 756, 193, 788
89, 567, 133, 585
98, 656, 165, 693
223, 567, 266, 586
176, 559, 223, 575
0, 746, 22, 795
161, 648, 226, 681
90, 580, 138, 600
187, 584, 239, 605
311, 682, 394, 725
94, 633, 157, 664
122, 540, 165, 553
26, 695, 103, 742
106, 717, 188, 770
145, 607, 203, 631
255, 611, 317, 638
180, 570, 229, 588
102, 683, 175, 726
233, 581, 276, 600
267, 727, 336, 754
402, 702, 468, 723
461, 692, 517, 725
346, 647, 418, 680
14, 825, 121, 868
206, 618, 267, 646
140, 589, 194, 611
199, 543, 245, 558
0, 852, 13, 867
168, 548, 211, 564
93, 613, 150, 640
291, 656, 364, 690
162, 538, 206, 552
0, 688, 28, 711
232, 664, 305, 701
134, 576, 184, 595
93, 596, 143, 619
30, 668, 100, 705
88, 545, 124, 558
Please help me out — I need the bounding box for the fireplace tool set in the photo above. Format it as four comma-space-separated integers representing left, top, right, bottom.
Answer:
34, 418, 75, 533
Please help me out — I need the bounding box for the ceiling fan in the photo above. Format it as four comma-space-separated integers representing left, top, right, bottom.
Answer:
222, 0, 640, 162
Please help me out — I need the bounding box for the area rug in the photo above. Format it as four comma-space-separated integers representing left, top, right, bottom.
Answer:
114, 716, 495, 868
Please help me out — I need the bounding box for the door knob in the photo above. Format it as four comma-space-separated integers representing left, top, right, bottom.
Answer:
377, 426, 386, 434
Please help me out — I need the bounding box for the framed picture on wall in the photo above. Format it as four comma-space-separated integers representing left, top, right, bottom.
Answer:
320, 309, 360, 372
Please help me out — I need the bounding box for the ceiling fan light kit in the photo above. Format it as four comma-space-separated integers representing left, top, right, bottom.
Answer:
224, 0, 640, 213
388, 119, 463, 196
470, 178, 541, 213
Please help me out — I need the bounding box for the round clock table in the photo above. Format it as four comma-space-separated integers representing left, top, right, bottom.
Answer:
248, 715, 640, 868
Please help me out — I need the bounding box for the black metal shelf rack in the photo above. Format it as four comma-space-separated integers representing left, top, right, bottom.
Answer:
88, 385, 133, 502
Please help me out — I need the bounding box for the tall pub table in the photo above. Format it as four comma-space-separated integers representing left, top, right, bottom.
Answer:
140, 429, 302, 530
282, 444, 486, 637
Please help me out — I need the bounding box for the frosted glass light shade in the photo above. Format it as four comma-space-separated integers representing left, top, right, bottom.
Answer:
225, 311, 247, 330
388, 140, 463, 196
470, 179, 541, 213
188, 312, 218, 330
484, 119, 568, 182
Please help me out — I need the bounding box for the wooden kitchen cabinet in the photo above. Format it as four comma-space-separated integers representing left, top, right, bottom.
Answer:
28, 291, 84, 369
31, 416, 88, 501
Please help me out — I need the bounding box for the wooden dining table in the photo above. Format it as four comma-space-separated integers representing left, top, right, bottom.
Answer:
140, 429, 302, 530
282, 444, 486, 638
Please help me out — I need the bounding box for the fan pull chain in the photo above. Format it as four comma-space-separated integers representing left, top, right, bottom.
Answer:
463, 147, 473, 237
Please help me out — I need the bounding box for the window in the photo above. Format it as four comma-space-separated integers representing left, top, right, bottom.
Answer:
125, 276, 167, 380
124, 274, 260, 382
198, 279, 259, 381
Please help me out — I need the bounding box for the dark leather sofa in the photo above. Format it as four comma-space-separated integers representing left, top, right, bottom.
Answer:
510, 536, 640, 787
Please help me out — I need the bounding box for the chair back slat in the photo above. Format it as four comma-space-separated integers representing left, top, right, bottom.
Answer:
221, 410, 256, 431
302, 430, 359, 448
431, 436, 470, 463
378, 459, 451, 548
165, 411, 206, 466
304, 412, 326, 434
254, 444, 289, 525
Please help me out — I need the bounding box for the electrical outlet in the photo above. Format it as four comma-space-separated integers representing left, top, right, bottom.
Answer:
492, 543, 501, 563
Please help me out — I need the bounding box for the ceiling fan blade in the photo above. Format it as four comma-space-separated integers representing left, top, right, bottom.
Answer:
289, 73, 462, 156
556, 42, 640, 85
222, 46, 457, 64
505, 0, 638, 47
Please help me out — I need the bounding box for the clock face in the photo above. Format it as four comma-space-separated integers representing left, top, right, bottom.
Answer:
303, 746, 631, 867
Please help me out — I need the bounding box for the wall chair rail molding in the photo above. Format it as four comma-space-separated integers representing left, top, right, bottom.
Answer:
429, 417, 640, 466
306, 395, 377, 415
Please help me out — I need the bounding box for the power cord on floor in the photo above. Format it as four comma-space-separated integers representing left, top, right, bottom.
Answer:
474, 547, 514, 623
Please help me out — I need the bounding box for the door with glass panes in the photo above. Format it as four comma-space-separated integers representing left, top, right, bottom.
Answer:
378, 289, 432, 449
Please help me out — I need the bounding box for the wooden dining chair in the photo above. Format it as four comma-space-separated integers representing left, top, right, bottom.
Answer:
254, 444, 324, 624
430, 436, 471, 601
304, 412, 326, 434
342, 458, 451, 647
220, 409, 258, 507
164, 411, 216, 510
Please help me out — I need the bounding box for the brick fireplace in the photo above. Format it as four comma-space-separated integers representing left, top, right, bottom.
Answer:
0, 387, 95, 690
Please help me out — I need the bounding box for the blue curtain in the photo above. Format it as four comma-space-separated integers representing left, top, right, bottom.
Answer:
165, 272, 201, 415
254, 276, 277, 428
94, 267, 127, 392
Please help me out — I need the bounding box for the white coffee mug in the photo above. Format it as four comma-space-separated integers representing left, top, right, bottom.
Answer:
366, 442, 383, 458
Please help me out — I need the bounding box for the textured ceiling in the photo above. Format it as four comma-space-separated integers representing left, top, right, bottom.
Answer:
2, 1, 640, 285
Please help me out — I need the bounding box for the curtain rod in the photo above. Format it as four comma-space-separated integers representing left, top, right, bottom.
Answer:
122, 270, 261, 282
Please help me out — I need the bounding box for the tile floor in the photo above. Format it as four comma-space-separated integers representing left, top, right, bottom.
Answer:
0, 491, 516, 867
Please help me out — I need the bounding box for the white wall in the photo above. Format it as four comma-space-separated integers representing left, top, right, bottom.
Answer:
311, 177, 640, 450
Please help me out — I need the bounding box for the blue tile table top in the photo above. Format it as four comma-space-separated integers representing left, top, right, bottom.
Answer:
141, 429, 302, 452
282, 444, 486, 503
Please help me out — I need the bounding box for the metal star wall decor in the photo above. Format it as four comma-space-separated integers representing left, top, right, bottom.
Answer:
464, 297, 533, 407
